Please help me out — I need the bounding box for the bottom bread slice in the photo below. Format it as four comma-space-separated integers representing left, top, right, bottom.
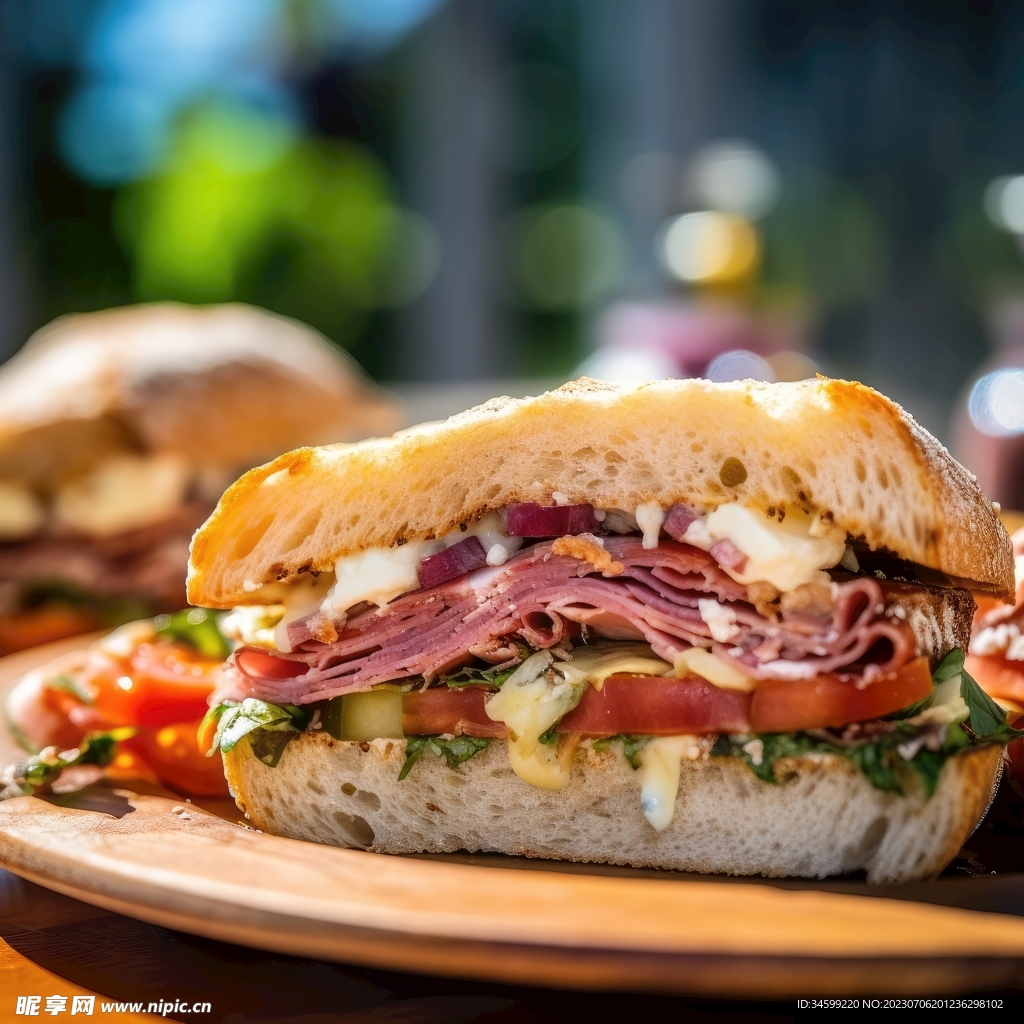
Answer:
224, 732, 1002, 884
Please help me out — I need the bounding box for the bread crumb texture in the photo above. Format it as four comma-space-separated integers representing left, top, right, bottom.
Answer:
224, 732, 1001, 884
188, 377, 1012, 607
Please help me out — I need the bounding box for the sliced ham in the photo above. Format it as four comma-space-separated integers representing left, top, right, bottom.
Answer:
216, 536, 921, 706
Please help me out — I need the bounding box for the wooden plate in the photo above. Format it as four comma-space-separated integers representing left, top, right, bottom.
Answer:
1, 639, 1024, 998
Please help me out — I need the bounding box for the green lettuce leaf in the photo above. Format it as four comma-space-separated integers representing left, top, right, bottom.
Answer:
5, 727, 136, 796
592, 734, 651, 769
153, 608, 232, 660
960, 667, 1024, 743
398, 735, 491, 780
207, 699, 307, 756
441, 661, 522, 689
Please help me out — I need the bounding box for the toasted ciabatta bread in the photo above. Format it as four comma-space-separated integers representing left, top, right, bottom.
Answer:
224, 733, 1002, 884
0, 302, 401, 486
187, 377, 1013, 608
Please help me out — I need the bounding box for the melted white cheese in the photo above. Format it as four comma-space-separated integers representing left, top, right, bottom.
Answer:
635, 502, 666, 550
459, 511, 524, 566
485, 643, 676, 790
322, 540, 437, 618
672, 647, 756, 692
320, 512, 522, 617
565, 642, 672, 690
485, 651, 586, 790
697, 599, 739, 643
0, 482, 44, 540
685, 503, 846, 593
637, 735, 702, 831
220, 604, 285, 649
269, 573, 336, 650
53, 454, 189, 537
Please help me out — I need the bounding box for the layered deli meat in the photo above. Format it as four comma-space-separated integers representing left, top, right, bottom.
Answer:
216, 500, 971, 746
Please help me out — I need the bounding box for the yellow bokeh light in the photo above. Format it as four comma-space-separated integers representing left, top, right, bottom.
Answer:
660, 211, 760, 284
156, 726, 179, 749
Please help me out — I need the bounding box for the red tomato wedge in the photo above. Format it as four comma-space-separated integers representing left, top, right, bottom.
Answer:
402, 688, 505, 738
558, 674, 752, 736
965, 654, 1024, 706
749, 656, 933, 733
399, 658, 933, 739
122, 722, 229, 797
235, 648, 308, 681
87, 643, 222, 729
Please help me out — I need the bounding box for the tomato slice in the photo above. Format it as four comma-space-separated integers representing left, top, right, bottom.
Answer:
965, 654, 1024, 706
122, 721, 230, 796
559, 674, 752, 736
236, 648, 308, 681
87, 642, 221, 728
399, 659, 932, 739
402, 688, 506, 737
749, 656, 933, 733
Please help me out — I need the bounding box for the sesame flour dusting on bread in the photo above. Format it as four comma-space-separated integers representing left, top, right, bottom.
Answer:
187, 377, 1012, 609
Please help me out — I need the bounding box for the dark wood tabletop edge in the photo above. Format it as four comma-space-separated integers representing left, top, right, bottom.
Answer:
2, 857, 1024, 999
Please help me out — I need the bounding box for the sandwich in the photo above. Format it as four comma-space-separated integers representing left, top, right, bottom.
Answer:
189, 377, 1018, 883
0, 302, 400, 653
966, 523, 1024, 792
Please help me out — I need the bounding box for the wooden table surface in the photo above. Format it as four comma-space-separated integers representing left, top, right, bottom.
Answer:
0, 865, 822, 1023
2, 641, 1024, 1020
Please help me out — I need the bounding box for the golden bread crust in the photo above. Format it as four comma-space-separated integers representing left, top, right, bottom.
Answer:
188, 376, 1013, 606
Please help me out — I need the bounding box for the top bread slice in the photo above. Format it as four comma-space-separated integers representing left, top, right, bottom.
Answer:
187, 376, 1014, 608
0, 302, 402, 486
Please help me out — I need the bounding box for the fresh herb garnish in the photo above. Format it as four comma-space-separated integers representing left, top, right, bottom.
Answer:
960, 666, 1024, 743
716, 647, 1021, 798
203, 699, 308, 757
593, 734, 651, 769
248, 729, 296, 767
538, 723, 559, 745
154, 608, 232, 660
1, 727, 136, 798
47, 674, 95, 705
441, 662, 522, 688
398, 735, 491, 780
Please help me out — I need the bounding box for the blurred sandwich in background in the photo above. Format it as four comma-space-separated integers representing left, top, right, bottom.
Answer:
0, 302, 401, 653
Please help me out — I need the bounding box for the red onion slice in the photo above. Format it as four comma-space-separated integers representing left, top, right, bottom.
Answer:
501, 502, 600, 537
710, 539, 748, 573
663, 503, 697, 541
418, 536, 488, 590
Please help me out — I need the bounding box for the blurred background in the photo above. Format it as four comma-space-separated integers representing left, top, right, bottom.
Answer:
4, 0, 1024, 500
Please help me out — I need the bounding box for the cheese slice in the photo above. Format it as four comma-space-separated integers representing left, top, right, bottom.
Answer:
484, 651, 588, 790
320, 512, 523, 617
685, 503, 846, 592
0, 482, 44, 540
637, 735, 703, 831
672, 647, 756, 692
565, 642, 671, 691
54, 454, 189, 537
